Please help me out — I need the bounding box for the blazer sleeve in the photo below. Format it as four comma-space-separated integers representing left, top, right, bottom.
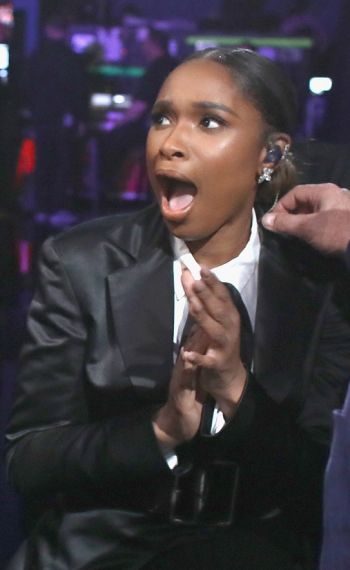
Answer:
197, 281, 350, 528
6, 238, 170, 498
202, 280, 350, 444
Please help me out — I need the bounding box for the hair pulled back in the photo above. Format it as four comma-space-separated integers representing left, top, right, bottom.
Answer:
185, 48, 298, 202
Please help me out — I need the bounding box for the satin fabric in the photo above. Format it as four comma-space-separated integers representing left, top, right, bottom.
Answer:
5, 204, 350, 569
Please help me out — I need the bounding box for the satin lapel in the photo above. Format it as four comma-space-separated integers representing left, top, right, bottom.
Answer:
107, 247, 174, 401
254, 228, 329, 403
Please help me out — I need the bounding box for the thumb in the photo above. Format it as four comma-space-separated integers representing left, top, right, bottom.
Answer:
262, 211, 307, 237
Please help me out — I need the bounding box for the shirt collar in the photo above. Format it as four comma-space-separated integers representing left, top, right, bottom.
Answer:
172, 210, 260, 301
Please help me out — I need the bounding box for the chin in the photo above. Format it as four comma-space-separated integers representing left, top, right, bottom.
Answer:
168, 225, 207, 244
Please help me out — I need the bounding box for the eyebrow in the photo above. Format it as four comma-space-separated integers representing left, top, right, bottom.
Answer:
192, 101, 238, 117
151, 99, 238, 117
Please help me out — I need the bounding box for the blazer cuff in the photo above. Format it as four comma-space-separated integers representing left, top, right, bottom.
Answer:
199, 371, 278, 447
103, 407, 174, 484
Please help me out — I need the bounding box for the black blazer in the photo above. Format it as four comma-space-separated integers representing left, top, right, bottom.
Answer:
6, 204, 350, 569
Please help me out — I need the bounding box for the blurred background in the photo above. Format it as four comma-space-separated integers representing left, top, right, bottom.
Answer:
2, 0, 350, 565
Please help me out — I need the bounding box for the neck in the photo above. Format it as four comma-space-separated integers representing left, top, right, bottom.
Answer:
186, 213, 253, 268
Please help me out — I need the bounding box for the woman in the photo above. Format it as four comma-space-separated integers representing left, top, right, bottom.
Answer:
6, 49, 350, 569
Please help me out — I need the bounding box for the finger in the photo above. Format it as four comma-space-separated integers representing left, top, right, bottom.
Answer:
187, 295, 233, 344
181, 268, 211, 321
271, 184, 325, 215
181, 265, 196, 294
183, 325, 209, 354
181, 266, 231, 311
199, 267, 232, 302
173, 351, 198, 389
182, 349, 212, 369
191, 269, 237, 323
181, 268, 240, 347
182, 349, 224, 371
262, 210, 314, 238
271, 183, 342, 215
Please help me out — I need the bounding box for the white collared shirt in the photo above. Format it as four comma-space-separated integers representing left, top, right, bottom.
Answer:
172, 209, 260, 358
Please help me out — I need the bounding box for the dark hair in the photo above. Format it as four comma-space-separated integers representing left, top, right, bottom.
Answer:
185, 48, 298, 201
186, 47, 297, 134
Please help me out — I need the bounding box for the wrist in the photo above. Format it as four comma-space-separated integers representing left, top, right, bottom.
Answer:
214, 365, 248, 420
152, 405, 183, 449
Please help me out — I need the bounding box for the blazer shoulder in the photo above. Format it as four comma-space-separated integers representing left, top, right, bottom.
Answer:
45, 204, 164, 265
260, 224, 348, 284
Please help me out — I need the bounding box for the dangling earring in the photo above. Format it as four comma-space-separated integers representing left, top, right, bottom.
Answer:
258, 167, 273, 184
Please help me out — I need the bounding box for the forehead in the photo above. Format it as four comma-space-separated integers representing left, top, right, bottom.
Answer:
156, 58, 264, 125
157, 58, 242, 102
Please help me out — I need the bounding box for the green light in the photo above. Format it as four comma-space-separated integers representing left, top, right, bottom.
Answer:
186, 36, 313, 49
89, 65, 145, 78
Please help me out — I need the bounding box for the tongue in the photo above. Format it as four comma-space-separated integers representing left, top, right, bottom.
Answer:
168, 184, 195, 211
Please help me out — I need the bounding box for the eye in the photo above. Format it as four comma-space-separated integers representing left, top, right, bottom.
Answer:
200, 116, 224, 129
150, 112, 171, 127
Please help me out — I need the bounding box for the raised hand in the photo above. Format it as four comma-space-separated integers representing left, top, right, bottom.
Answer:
152, 316, 208, 448
181, 267, 247, 420
262, 183, 350, 255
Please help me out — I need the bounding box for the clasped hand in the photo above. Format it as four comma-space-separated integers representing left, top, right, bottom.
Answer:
153, 267, 247, 449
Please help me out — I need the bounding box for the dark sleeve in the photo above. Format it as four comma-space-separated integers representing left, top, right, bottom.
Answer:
197, 287, 350, 527
5, 238, 169, 498
201, 283, 350, 446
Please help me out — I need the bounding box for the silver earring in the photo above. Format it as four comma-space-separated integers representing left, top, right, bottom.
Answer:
258, 167, 273, 184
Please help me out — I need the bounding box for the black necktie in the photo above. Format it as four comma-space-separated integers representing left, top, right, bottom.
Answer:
223, 282, 254, 370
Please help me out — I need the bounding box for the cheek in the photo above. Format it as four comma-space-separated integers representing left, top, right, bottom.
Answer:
145, 132, 154, 161
213, 139, 262, 183
201, 135, 258, 170
199, 141, 260, 208
146, 128, 161, 156
198, 145, 232, 181
200, 146, 244, 185
145, 135, 157, 177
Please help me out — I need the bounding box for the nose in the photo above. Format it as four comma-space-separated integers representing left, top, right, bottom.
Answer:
159, 124, 188, 160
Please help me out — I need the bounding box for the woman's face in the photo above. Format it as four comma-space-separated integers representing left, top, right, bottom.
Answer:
146, 58, 268, 252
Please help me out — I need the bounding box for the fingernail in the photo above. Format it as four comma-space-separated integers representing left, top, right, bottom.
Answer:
262, 213, 275, 228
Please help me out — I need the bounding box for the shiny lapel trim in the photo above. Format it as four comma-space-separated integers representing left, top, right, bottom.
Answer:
254, 228, 328, 403
107, 247, 174, 400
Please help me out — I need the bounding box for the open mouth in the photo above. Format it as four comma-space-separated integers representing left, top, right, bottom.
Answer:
157, 174, 197, 212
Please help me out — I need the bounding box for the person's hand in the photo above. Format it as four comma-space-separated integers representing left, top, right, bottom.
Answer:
152, 320, 208, 448
262, 183, 350, 255
153, 266, 247, 447
181, 267, 247, 420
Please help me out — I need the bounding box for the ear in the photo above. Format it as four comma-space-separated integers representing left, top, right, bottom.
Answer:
260, 133, 292, 170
